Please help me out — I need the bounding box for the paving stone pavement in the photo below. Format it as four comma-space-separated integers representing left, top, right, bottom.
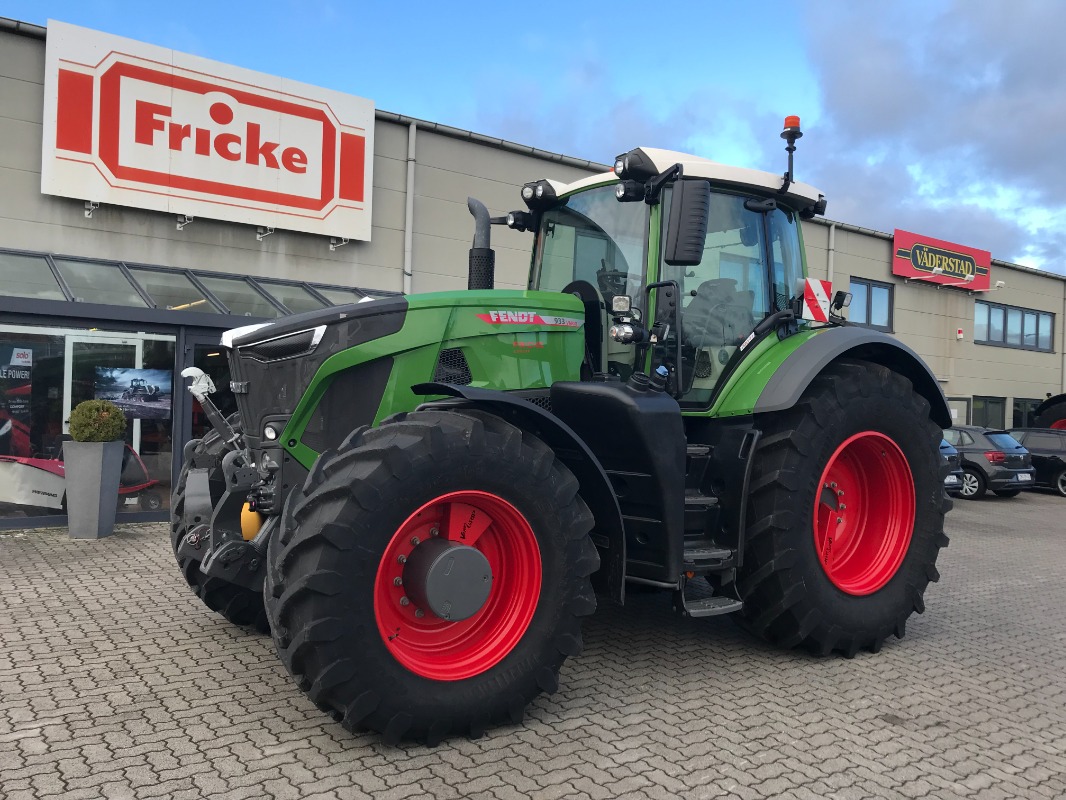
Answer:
2, 490, 1066, 800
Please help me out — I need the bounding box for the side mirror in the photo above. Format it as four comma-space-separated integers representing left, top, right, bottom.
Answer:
663, 180, 710, 266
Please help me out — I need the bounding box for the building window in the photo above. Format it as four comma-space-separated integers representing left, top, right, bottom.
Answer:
973, 396, 1006, 429
974, 300, 1054, 352
1012, 398, 1042, 428
848, 278, 893, 331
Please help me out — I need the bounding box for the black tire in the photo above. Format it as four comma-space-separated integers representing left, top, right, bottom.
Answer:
1054, 469, 1066, 498
140, 491, 164, 511
993, 489, 1021, 498
737, 359, 950, 657
960, 467, 986, 499
263, 409, 598, 745
1035, 399, 1066, 430
171, 426, 269, 634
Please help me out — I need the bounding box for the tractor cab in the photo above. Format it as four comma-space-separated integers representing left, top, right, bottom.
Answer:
524, 137, 825, 407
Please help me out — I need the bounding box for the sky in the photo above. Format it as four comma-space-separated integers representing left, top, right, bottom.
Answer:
6, 0, 1065, 274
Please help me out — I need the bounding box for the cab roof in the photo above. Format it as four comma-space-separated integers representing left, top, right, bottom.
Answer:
544, 147, 825, 213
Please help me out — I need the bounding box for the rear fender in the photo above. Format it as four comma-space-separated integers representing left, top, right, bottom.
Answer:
412, 382, 626, 605
753, 327, 951, 429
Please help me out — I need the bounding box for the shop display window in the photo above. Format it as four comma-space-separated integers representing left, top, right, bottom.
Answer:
0, 325, 175, 521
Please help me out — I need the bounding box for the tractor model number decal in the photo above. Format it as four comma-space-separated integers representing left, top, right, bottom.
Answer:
477, 311, 583, 328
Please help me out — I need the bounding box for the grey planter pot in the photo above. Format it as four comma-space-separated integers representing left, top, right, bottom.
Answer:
64, 440, 125, 539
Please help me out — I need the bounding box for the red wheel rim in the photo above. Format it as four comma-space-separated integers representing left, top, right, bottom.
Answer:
1051, 419, 1066, 430
374, 490, 542, 681
813, 431, 915, 595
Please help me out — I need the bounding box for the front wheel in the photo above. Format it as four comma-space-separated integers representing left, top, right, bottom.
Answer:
1055, 470, 1066, 498
264, 409, 599, 745
738, 360, 950, 656
959, 468, 986, 499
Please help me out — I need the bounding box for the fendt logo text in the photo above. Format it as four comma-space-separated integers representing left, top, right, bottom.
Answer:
43, 22, 375, 240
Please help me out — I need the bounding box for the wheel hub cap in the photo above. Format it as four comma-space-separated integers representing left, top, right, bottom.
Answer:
403, 538, 493, 621
373, 490, 542, 681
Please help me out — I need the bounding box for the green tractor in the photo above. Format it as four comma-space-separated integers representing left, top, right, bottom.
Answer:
173, 118, 951, 744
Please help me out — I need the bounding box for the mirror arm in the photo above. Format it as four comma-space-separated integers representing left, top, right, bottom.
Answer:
644, 164, 682, 205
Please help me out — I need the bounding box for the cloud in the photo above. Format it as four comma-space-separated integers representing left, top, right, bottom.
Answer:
799, 0, 1066, 272
472, 1, 1065, 274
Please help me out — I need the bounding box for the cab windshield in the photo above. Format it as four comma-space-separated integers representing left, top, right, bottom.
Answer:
660, 186, 805, 406
531, 185, 648, 305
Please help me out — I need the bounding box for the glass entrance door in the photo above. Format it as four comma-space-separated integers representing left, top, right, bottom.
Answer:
180, 333, 237, 443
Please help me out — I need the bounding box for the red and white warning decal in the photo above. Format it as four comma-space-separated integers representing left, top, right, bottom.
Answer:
801, 278, 832, 323
477, 310, 583, 328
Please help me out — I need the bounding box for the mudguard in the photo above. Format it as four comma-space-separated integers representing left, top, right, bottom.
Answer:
1035, 393, 1066, 417
753, 326, 951, 429
412, 382, 627, 605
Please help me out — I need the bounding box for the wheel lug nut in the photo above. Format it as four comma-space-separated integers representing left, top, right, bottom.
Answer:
429, 527, 439, 537
397, 554, 407, 564
837, 490, 844, 496
415, 609, 424, 618
837, 517, 843, 524
839, 504, 846, 510
830, 482, 837, 488
400, 596, 410, 606
393, 577, 402, 586
410, 536, 420, 546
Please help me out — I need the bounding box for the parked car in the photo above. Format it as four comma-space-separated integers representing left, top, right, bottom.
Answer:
940, 438, 964, 496
1007, 428, 1066, 497
941, 425, 1034, 499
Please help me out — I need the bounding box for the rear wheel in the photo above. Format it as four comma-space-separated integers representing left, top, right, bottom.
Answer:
264, 409, 598, 745
1035, 399, 1066, 430
960, 467, 986, 499
171, 426, 269, 633
993, 489, 1021, 498
1055, 470, 1066, 498
737, 360, 949, 656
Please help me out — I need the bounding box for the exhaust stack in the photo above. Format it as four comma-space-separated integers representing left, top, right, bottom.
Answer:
466, 197, 495, 290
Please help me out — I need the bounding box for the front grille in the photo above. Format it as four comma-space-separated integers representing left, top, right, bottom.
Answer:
526, 395, 552, 412
239, 326, 323, 362
434, 348, 472, 385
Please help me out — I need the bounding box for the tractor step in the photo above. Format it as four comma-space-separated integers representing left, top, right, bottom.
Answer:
685, 444, 713, 490
683, 546, 733, 565
676, 592, 743, 618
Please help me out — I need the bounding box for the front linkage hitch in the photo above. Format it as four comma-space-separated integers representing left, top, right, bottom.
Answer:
178, 368, 271, 592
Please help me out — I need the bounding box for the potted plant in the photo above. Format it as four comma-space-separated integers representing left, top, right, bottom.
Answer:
65, 399, 127, 539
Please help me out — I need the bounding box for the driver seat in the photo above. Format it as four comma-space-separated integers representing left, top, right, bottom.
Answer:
684, 279, 756, 347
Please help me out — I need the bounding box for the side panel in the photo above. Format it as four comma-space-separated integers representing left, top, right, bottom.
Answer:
701, 329, 820, 418
281, 290, 586, 469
